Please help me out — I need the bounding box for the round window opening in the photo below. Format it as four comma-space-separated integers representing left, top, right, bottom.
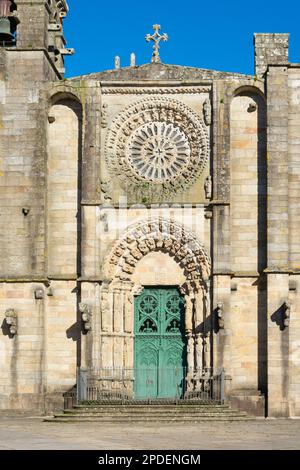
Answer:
126, 122, 191, 182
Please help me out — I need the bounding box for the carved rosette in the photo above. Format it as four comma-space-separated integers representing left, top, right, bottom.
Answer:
105, 218, 211, 285
105, 97, 209, 197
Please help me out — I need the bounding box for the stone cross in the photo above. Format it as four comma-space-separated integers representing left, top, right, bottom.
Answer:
145, 24, 168, 63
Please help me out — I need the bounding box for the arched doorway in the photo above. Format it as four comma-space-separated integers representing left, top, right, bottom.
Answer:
134, 286, 186, 399
100, 218, 212, 399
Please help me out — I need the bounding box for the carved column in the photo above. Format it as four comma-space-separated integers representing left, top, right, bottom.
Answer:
202, 335, 210, 372
204, 282, 211, 373
194, 289, 204, 332
195, 334, 203, 373
100, 282, 112, 333
92, 283, 102, 371
204, 282, 211, 325
185, 293, 194, 333
123, 282, 135, 376
186, 333, 195, 392
123, 282, 135, 334
112, 286, 123, 333
101, 336, 113, 369
124, 335, 133, 367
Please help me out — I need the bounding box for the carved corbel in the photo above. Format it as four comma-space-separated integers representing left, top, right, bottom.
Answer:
283, 301, 291, 328
5, 309, 17, 336
216, 302, 224, 330
79, 303, 92, 332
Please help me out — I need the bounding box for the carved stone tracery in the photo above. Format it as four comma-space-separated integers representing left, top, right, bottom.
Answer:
105, 97, 209, 197
127, 122, 191, 182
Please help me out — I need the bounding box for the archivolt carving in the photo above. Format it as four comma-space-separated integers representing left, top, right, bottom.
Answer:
105, 97, 209, 197
105, 218, 211, 286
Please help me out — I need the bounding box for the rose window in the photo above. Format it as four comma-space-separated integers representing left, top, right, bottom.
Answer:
105, 97, 209, 197
126, 122, 191, 182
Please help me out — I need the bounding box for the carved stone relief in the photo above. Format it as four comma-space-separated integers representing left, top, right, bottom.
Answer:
101, 103, 108, 128
203, 98, 212, 126
204, 175, 212, 199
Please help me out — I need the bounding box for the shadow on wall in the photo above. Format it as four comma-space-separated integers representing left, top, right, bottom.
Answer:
66, 322, 81, 342
271, 304, 288, 332
1, 318, 14, 339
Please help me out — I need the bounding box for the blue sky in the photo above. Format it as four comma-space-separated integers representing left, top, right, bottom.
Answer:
64, 0, 300, 78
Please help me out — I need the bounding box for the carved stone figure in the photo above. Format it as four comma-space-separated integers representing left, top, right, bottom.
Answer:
204, 175, 212, 199
100, 180, 112, 202
123, 263, 135, 274
101, 103, 108, 128
113, 290, 123, 333
130, 246, 143, 260
203, 99, 212, 126
137, 241, 150, 255
100, 289, 111, 333
124, 255, 136, 267
185, 295, 194, 332
146, 238, 156, 250
194, 291, 204, 329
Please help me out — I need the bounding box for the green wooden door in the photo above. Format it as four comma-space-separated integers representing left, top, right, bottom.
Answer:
134, 287, 186, 399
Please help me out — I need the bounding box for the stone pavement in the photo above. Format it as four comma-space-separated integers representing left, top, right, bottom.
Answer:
0, 416, 299, 450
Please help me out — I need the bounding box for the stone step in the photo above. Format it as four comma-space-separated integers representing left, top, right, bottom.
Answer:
53, 412, 248, 419
68, 406, 231, 413
75, 400, 221, 406
45, 415, 252, 423
45, 401, 251, 423
63, 409, 239, 416
73, 402, 230, 410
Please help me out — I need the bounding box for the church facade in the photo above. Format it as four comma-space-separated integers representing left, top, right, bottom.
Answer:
0, 0, 300, 418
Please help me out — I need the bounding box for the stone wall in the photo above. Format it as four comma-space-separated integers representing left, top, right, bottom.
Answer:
254, 33, 289, 78
230, 91, 266, 274
0, 50, 57, 279
0, 281, 76, 411
47, 99, 81, 277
